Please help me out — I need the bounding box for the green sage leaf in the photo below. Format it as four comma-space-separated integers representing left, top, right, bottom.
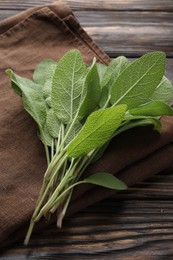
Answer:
67, 105, 127, 158
33, 59, 57, 85
65, 120, 82, 145
115, 118, 162, 136
96, 63, 107, 81
6, 69, 47, 128
111, 52, 166, 108
149, 76, 173, 104
51, 49, 87, 123
129, 101, 173, 117
46, 109, 61, 138
79, 58, 101, 118
99, 56, 129, 108
101, 56, 129, 88
83, 172, 127, 190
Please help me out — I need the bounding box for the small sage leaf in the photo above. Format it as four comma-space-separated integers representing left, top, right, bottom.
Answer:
129, 101, 173, 117
33, 59, 57, 86
96, 63, 107, 81
79, 58, 101, 118
99, 56, 129, 108
115, 118, 162, 137
6, 69, 47, 128
83, 172, 127, 190
46, 109, 61, 138
149, 76, 173, 104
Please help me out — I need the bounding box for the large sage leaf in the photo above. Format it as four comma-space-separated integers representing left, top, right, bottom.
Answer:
51, 50, 87, 123
110, 52, 166, 108
79, 59, 101, 118
67, 105, 127, 158
6, 69, 47, 128
83, 172, 127, 190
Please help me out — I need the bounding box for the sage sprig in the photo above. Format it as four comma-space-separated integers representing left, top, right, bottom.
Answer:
6, 49, 173, 245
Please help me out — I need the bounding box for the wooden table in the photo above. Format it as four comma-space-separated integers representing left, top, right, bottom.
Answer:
1, 1, 173, 259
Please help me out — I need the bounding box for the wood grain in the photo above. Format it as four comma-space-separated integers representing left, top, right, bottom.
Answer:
0, 1, 173, 259
1, 199, 173, 259
0, 0, 173, 11
0, 1, 172, 57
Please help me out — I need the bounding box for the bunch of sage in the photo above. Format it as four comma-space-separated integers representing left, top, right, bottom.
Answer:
7, 50, 173, 245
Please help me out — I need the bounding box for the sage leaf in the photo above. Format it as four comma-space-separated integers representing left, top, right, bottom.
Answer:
129, 101, 173, 117
149, 76, 173, 104
65, 120, 82, 145
101, 56, 129, 88
33, 59, 57, 85
6, 69, 47, 128
111, 52, 166, 108
51, 50, 87, 123
43, 63, 57, 100
96, 63, 107, 81
79, 58, 101, 118
115, 118, 162, 137
46, 109, 61, 138
39, 125, 52, 147
83, 172, 127, 190
99, 56, 129, 107
67, 105, 127, 158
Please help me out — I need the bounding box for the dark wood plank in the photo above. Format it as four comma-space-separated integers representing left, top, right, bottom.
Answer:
1, 199, 173, 259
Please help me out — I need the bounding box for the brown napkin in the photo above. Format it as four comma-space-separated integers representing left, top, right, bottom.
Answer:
0, 1, 173, 247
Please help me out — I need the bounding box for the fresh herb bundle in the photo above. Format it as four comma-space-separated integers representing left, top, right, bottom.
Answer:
7, 50, 173, 245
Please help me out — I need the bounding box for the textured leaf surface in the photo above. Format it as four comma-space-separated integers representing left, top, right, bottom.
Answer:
33, 59, 57, 86
7, 69, 46, 128
129, 101, 173, 117
101, 56, 129, 88
149, 76, 173, 104
51, 50, 87, 123
110, 52, 166, 108
96, 63, 107, 81
83, 172, 127, 190
65, 121, 82, 145
99, 56, 129, 107
42, 63, 57, 100
67, 105, 127, 158
79, 59, 101, 118
46, 109, 61, 138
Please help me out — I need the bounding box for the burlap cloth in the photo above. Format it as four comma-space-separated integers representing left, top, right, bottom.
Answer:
0, 1, 173, 247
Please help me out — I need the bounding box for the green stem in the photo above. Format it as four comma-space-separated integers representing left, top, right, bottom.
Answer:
24, 152, 68, 244
24, 220, 35, 246
47, 180, 86, 210
56, 190, 73, 228
34, 158, 76, 222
